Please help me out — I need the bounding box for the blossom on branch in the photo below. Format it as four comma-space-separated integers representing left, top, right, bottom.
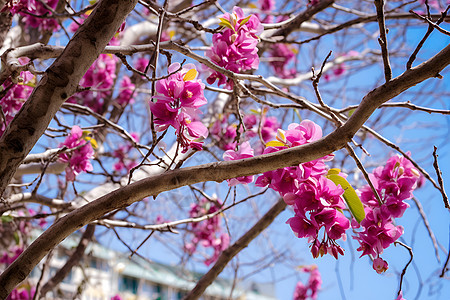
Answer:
292, 265, 321, 300
58, 126, 95, 181
353, 154, 422, 273
255, 120, 349, 259
185, 198, 230, 266
223, 141, 255, 186
150, 63, 208, 153
205, 7, 263, 88
0, 70, 34, 137
3, 0, 60, 32
67, 54, 117, 113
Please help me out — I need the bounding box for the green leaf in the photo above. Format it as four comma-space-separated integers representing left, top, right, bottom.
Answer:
1, 214, 13, 222
13, 232, 20, 245
239, 15, 252, 27
218, 18, 234, 30
326, 174, 365, 223
327, 168, 341, 176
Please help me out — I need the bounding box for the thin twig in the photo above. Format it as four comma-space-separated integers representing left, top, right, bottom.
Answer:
432, 146, 449, 209
412, 197, 442, 263
410, 9, 450, 36
441, 247, 450, 278
407, 6, 450, 69
394, 241, 413, 295
374, 0, 392, 81
338, 101, 450, 115
312, 51, 343, 127
345, 144, 383, 205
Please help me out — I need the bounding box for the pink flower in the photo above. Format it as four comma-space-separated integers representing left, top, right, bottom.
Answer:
6, 286, 35, 300
373, 257, 389, 274
135, 57, 149, 74
185, 198, 229, 266
395, 291, 406, 300
58, 126, 94, 181
113, 133, 139, 173
293, 265, 321, 300
117, 76, 135, 106
151, 63, 208, 152
353, 153, 421, 271
223, 142, 255, 186
67, 54, 117, 113
0, 70, 34, 137
5, 0, 59, 31
205, 7, 263, 88
269, 43, 297, 79
259, 0, 275, 11
0, 246, 23, 265
256, 120, 349, 259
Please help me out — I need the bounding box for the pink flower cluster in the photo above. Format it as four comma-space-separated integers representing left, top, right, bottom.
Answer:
354, 154, 421, 273
269, 43, 297, 79
0, 71, 34, 137
223, 141, 254, 186
257, 0, 275, 23
67, 53, 117, 113
150, 63, 208, 153
210, 112, 279, 152
255, 121, 350, 259
0, 246, 23, 266
185, 198, 230, 266
113, 133, 139, 172
293, 265, 322, 300
117, 76, 135, 106
58, 126, 94, 181
4, 0, 59, 31
6, 286, 35, 300
243, 113, 280, 147
205, 7, 263, 88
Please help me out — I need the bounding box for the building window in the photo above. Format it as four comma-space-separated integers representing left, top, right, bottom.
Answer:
119, 275, 138, 294
155, 284, 168, 300
89, 258, 109, 271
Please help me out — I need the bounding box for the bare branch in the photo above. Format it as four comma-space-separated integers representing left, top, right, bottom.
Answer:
374, 0, 392, 82
432, 146, 449, 209
394, 241, 413, 295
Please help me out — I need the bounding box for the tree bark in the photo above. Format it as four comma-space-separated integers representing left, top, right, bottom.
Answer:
0, 0, 138, 197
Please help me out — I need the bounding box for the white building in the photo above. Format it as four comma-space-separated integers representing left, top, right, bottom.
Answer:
30, 233, 277, 300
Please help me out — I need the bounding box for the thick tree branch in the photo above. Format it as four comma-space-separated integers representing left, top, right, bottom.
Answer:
0, 27, 449, 300
0, 0, 138, 197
